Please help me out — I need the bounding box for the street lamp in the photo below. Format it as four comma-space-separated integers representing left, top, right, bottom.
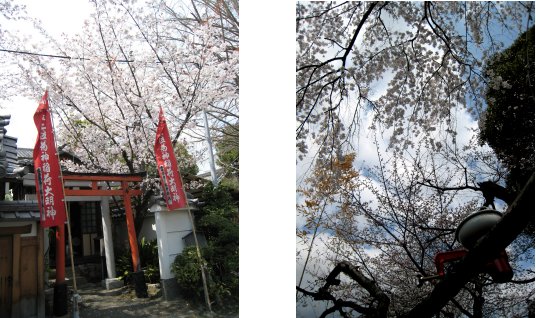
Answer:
455, 208, 503, 249
417, 207, 514, 287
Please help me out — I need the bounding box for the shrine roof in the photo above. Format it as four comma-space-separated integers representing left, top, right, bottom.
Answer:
0, 200, 40, 221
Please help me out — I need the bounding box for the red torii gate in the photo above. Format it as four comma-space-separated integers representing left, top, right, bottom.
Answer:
55, 173, 144, 288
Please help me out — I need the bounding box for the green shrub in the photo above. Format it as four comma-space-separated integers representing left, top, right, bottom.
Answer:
139, 237, 160, 283
171, 184, 239, 308
115, 246, 133, 284
198, 185, 239, 302
115, 237, 161, 284
171, 246, 208, 301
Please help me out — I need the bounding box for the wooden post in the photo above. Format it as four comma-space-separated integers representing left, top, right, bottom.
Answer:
53, 224, 68, 317
37, 225, 44, 318
123, 181, 140, 272
65, 208, 77, 292
12, 234, 20, 318
186, 207, 212, 312
55, 225, 65, 284
123, 181, 148, 298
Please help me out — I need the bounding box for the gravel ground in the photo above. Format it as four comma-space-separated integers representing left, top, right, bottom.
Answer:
67, 282, 238, 318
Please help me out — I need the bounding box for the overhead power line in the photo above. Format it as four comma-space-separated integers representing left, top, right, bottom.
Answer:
0, 48, 134, 63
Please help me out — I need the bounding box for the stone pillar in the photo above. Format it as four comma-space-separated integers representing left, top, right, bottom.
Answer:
101, 196, 123, 289
100, 196, 116, 278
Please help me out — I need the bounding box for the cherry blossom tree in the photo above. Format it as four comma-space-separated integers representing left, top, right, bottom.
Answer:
297, 136, 534, 317
296, 2, 534, 317
8, 0, 238, 233
13, 0, 237, 173
0, 0, 30, 101
297, 1, 533, 155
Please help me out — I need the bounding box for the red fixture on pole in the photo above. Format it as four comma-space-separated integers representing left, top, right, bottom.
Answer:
433, 249, 513, 283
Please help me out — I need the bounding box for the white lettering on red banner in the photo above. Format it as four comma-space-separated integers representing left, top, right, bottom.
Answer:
33, 90, 66, 228
154, 107, 187, 210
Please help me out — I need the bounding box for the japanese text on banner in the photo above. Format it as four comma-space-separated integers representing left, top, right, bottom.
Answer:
33, 90, 66, 228
154, 107, 187, 210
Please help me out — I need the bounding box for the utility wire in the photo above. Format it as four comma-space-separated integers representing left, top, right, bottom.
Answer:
0, 47, 231, 66
0, 47, 134, 63
0, 48, 75, 60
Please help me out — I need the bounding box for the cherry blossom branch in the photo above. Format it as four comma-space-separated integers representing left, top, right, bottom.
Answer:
403, 172, 534, 317
121, 3, 197, 145
509, 277, 535, 284
417, 177, 514, 208
416, 180, 479, 193
296, 2, 353, 23
301, 168, 534, 317
296, 2, 378, 138
297, 260, 389, 318
341, 2, 378, 67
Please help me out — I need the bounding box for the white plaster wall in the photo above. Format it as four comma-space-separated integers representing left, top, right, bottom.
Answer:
152, 204, 193, 280
139, 214, 157, 242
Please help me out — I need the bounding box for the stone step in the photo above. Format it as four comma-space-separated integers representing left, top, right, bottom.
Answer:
48, 265, 94, 287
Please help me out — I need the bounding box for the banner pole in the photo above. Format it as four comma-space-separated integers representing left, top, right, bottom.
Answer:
185, 201, 212, 313
202, 110, 218, 187
47, 91, 79, 316
156, 107, 211, 312
176, 164, 211, 312
63, 200, 80, 317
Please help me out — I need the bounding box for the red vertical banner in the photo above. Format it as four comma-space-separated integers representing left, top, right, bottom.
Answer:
33, 90, 66, 228
154, 107, 187, 210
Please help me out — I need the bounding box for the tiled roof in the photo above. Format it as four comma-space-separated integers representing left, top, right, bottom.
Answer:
0, 200, 40, 221
17, 147, 33, 159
